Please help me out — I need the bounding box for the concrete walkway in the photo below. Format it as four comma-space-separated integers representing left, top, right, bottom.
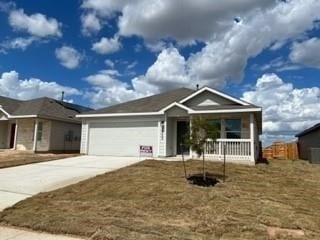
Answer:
0, 155, 142, 211
0, 226, 84, 240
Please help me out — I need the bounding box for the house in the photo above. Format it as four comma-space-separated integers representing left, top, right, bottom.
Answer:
296, 123, 320, 161
77, 86, 262, 164
0, 96, 91, 152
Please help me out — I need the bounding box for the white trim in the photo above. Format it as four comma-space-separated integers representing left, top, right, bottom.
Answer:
9, 115, 38, 119
189, 108, 261, 114
33, 119, 38, 152
0, 107, 11, 117
14, 120, 18, 150
179, 86, 250, 106
76, 112, 163, 118
250, 113, 255, 162
77, 107, 261, 118
159, 102, 192, 113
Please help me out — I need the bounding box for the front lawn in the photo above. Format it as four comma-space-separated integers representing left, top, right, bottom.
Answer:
0, 159, 319, 239
0, 151, 79, 168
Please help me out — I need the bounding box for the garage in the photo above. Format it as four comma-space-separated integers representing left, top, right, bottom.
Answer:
88, 121, 159, 156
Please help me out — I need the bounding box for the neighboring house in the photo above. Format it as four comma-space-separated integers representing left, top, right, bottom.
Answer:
77, 86, 262, 164
0, 96, 91, 152
296, 123, 320, 160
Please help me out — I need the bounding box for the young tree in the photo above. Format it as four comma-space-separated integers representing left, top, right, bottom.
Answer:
185, 116, 219, 180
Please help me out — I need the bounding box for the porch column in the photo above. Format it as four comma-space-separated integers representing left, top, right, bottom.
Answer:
33, 119, 39, 152
189, 115, 193, 158
13, 120, 18, 150
249, 113, 255, 162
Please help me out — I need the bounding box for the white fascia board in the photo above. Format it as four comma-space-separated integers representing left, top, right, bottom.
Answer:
76, 112, 163, 118
9, 115, 38, 119
179, 86, 250, 106
159, 102, 192, 113
189, 108, 262, 114
0, 107, 11, 117
0, 107, 38, 119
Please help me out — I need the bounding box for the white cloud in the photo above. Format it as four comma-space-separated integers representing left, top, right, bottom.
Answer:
85, 0, 320, 94
242, 73, 320, 146
0, 37, 37, 52
290, 37, 320, 69
81, 0, 131, 18
80, 0, 273, 39
83, 0, 320, 118
0, 71, 80, 100
9, 9, 62, 38
84, 70, 142, 108
0, 1, 15, 13
104, 59, 115, 68
133, 48, 200, 93
81, 12, 102, 35
55, 46, 83, 69
92, 36, 121, 54
258, 57, 301, 72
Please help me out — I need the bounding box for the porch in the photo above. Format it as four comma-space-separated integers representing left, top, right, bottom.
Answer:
162, 111, 260, 163
0, 120, 16, 150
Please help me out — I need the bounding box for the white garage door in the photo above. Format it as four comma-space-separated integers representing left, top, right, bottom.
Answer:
88, 121, 158, 156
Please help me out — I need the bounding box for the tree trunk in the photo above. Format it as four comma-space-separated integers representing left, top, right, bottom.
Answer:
202, 152, 206, 181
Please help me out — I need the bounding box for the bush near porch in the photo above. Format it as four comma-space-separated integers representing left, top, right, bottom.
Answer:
0, 159, 319, 240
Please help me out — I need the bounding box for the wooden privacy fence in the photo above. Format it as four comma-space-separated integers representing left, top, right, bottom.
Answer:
263, 142, 298, 160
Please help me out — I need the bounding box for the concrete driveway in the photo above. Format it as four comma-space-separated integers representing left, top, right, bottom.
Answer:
0, 155, 142, 211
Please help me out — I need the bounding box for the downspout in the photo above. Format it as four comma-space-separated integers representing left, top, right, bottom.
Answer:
33, 119, 39, 152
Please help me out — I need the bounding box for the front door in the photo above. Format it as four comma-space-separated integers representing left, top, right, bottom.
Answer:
9, 123, 16, 148
176, 121, 189, 155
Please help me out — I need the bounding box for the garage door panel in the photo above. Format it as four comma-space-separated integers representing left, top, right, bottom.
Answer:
88, 121, 158, 156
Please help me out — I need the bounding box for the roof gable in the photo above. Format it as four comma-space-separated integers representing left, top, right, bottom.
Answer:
0, 95, 91, 122
180, 86, 250, 106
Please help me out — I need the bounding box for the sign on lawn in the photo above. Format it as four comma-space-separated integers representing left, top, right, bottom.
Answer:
139, 145, 153, 157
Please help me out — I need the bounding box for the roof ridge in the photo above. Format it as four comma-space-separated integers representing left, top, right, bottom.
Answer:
92, 87, 195, 112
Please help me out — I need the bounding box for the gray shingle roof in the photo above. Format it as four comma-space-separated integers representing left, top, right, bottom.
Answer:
86, 88, 195, 114
295, 123, 320, 137
0, 96, 22, 115
0, 96, 92, 122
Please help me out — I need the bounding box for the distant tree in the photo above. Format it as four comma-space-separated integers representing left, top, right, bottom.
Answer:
184, 116, 219, 180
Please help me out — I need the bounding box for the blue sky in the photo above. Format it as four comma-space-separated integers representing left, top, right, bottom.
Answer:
0, 0, 319, 145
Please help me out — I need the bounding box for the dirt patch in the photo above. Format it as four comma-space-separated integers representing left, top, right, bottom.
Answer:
267, 226, 305, 239
0, 159, 319, 240
0, 151, 79, 168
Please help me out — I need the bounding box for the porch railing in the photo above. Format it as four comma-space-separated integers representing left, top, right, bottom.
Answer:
204, 139, 252, 161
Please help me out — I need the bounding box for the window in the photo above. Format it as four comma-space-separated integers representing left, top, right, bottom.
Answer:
160, 121, 165, 141
225, 119, 241, 139
37, 122, 43, 141
208, 119, 221, 138
65, 130, 74, 142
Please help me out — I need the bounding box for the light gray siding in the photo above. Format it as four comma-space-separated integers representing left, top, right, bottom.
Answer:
166, 117, 175, 156
0, 121, 8, 148
80, 121, 89, 154
184, 91, 237, 107
35, 119, 51, 151
16, 119, 35, 150
298, 128, 320, 160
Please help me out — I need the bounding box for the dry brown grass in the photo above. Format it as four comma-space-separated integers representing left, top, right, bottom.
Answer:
0, 151, 79, 168
0, 159, 320, 240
